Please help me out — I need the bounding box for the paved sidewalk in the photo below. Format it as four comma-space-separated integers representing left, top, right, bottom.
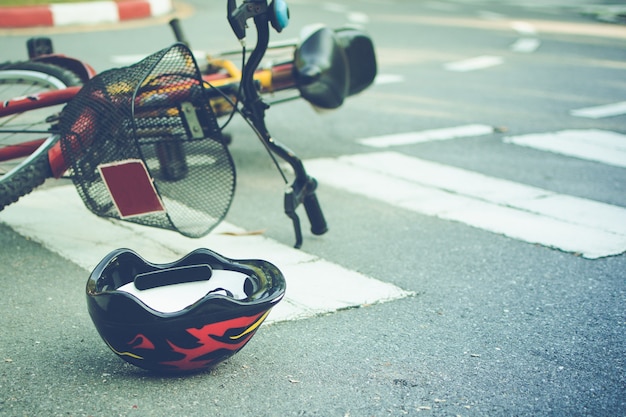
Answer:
0, 0, 173, 28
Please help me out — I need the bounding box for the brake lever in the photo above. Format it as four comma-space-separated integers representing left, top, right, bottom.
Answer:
284, 176, 327, 248
228, 0, 268, 41
284, 187, 303, 249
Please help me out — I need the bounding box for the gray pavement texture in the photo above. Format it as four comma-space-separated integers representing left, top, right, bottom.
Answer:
1, 221, 625, 416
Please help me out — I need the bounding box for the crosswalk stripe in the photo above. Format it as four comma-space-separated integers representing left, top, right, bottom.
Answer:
374, 74, 405, 85
305, 151, 626, 259
358, 124, 494, 148
348, 11, 370, 24
571, 101, 626, 118
511, 21, 537, 35
0, 186, 412, 323
510, 38, 541, 53
504, 129, 626, 168
444, 55, 504, 72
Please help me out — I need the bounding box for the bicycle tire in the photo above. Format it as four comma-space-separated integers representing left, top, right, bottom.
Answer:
0, 61, 82, 210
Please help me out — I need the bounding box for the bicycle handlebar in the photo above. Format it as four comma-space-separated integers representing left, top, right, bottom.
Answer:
285, 177, 327, 248
230, 0, 328, 247
154, 0, 329, 247
169, 18, 190, 47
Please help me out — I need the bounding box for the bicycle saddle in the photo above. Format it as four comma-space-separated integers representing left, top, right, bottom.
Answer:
294, 25, 377, 109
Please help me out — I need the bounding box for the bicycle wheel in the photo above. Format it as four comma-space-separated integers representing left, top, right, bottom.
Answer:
0, 61, 82, 210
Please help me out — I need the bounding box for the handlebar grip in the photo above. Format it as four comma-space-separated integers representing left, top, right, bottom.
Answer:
169, 18, 190, 47
303, 180, 328, 236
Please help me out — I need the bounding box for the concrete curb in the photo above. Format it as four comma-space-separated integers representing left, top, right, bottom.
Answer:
0, 0, 173, 28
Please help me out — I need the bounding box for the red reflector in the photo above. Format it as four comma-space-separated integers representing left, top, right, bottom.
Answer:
98, 159, 165, 218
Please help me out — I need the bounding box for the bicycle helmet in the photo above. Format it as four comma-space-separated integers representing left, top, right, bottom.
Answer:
86, 248, 286, 373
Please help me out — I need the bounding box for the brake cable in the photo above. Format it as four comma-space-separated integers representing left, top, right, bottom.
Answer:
202, 46, 290, 186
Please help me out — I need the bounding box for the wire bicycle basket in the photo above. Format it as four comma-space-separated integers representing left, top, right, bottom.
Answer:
59, 43, 235, 237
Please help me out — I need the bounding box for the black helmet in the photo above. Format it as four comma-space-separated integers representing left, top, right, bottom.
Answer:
86, 248, 286, 373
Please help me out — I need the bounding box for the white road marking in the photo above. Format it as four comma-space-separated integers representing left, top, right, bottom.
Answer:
509, 21, 539, 52
571, 101, 626, 119
305, 151, 626, 259
111, 54, 149, 65
374, 74, 405, 85
348, 12, 370, 24
510, 38, 541, 53
511, 21, 537, 35
504, 129, 626, 168
0, 186, 412, 324
444, 55, 504, 72
358, 124, 494, 148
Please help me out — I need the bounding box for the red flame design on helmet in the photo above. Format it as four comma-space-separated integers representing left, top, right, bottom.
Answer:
160, 310, 270, 371
128, 334, 155, 350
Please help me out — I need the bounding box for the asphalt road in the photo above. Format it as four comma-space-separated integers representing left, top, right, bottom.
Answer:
1, 0, 625, 416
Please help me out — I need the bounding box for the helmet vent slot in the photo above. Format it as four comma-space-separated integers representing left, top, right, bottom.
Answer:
134, 264, 212, 290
